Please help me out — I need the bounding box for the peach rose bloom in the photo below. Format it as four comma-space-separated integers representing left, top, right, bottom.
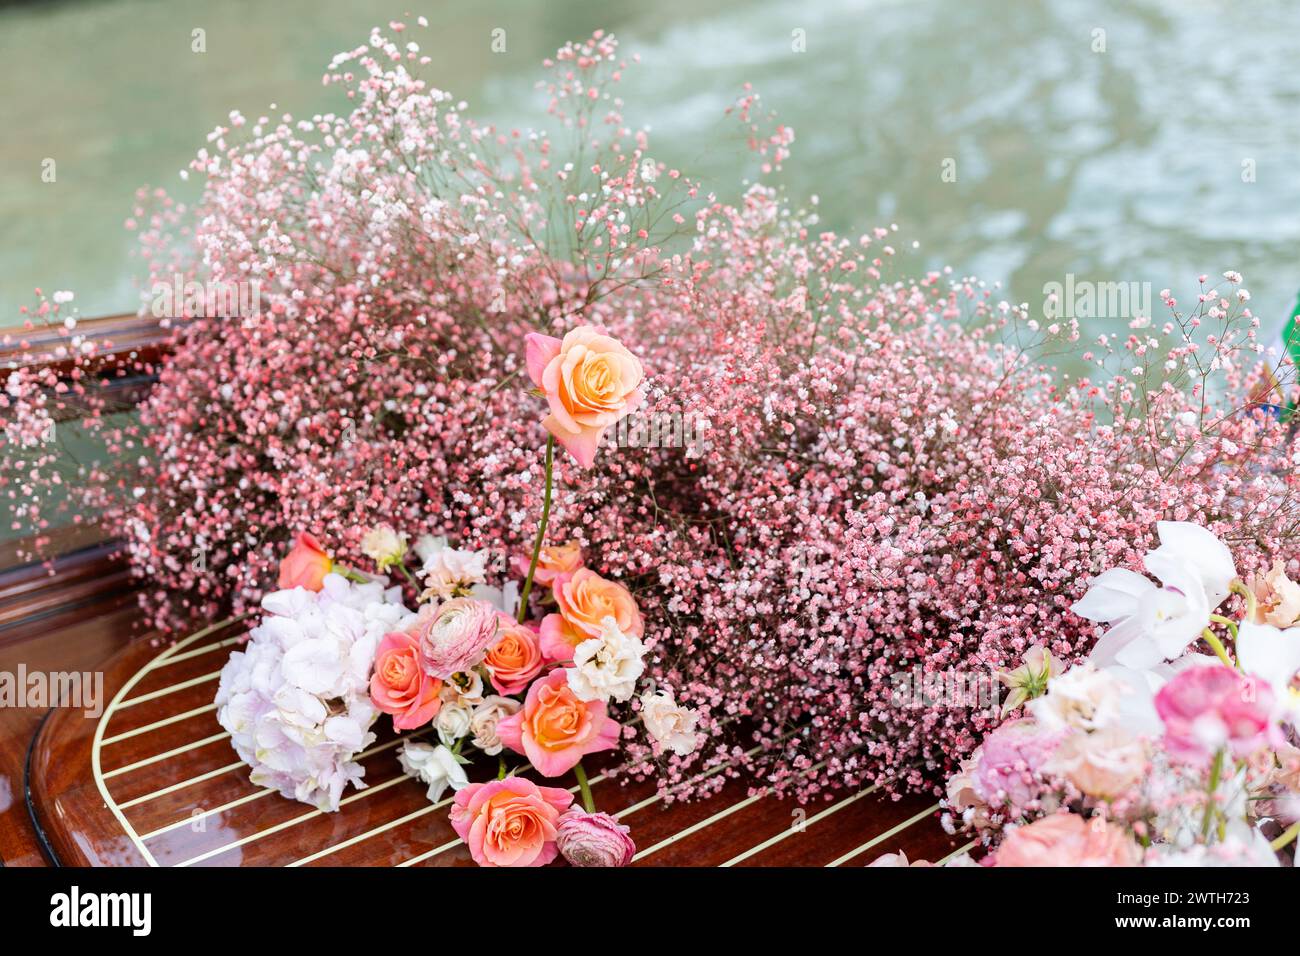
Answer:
525, 327, 645, 468
278, 532, 332, 591
449, 777, 574, 867
540, 568, 643, 661
512, 540, 584, 587
495, 669, 620, 776
994, 813, 1140, 867
370, 630, 443, 730
484, 615, 545, 695
1043, 728, 1148, 799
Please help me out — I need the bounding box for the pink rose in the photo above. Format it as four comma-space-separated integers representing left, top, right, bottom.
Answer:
277, 531, 332, 591
483, 614, 546, 695
525, 326, 645, 468
512, 540, 584, 587
417, 598, 499, 680
1154, 664, 1277, 763
495, 669, 620, 776
540, 568, 643, 662
449, 777, 574, 867
370, 630, 443, 730
994, 813, 1140, 867
555, 810, 636, 867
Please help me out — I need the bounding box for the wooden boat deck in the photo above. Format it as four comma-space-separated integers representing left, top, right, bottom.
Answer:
3, 560, 965, 867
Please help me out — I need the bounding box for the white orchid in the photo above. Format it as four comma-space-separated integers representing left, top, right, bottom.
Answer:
1074, 521, 1236, 671
1235, 620, 1300, 723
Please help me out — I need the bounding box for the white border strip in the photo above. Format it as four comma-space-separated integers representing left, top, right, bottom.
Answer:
102, 703, 220, 746
719, 786, 878, 867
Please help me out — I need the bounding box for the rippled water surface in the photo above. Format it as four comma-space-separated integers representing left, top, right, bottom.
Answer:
3, 0, 1300, 333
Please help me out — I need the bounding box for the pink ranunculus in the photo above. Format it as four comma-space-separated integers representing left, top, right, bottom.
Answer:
1154, 664, 1277, 763
524, 326, 645, 468
277, 531, 332, 591
971, 718, 1062, 810
512, 539, 584, 587
370, 630, 443, 730
449, 777, 574, 867
495, 669, 620, 776
993, 813, 1141, 867
483, 614, 545, 695
555, 810, 636, 867
416, 597, 500, 680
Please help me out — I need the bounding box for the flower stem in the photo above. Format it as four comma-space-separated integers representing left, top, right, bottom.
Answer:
1271, 818, 1300, 852
497, 756, 507, 781
1202, 748, 1223, 839
1201, 628, 1236, 670
1209, 614, 1239, 640
1230, 578, 1258, 622
336, 564, 370, 584
517, 434, 556, 624
573, 760, 596, 813
394, 558, 421, 594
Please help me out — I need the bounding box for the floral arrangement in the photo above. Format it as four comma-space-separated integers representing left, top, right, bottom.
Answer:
5, 20, 1300, 819
217, 325, 701, 865
873, 521, 1300, 867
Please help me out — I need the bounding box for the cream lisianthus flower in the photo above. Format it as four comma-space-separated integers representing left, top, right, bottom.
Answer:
639, 687, 700, 757
360, 523, 408, 572
413, 534, 490, 601
435, 701, 474, 746
566, 616, 645, 703
1027, 662, 1161, 736
469, 695, 522, 756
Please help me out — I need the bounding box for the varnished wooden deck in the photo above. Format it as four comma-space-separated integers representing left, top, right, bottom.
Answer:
20, 611, 965, 867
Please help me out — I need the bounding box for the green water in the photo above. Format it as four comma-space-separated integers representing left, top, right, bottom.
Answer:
3, 0, 1300, 336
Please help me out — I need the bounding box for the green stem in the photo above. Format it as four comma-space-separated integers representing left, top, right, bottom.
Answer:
517, 434, 556, 624
497, 756, 507, 781
336, 564, 370, 584
573, 761, 596, 813
1209, 614, 1239, 641
1231, 578, 1258, 622
1201, 628, 1236, 670
1271, 818, 1300, 852
1202, 748, 1223, 840
394, 559, 421, 593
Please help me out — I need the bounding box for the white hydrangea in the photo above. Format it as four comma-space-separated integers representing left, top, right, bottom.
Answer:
215, 573, 417, 811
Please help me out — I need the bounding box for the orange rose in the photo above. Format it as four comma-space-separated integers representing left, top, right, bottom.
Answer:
484, 615, 545, 695
277, 532, 332, 591
524, 327, 644, 468
495, 670, 619, 776
538, 568, 643, 662
512, 540, 584, 587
